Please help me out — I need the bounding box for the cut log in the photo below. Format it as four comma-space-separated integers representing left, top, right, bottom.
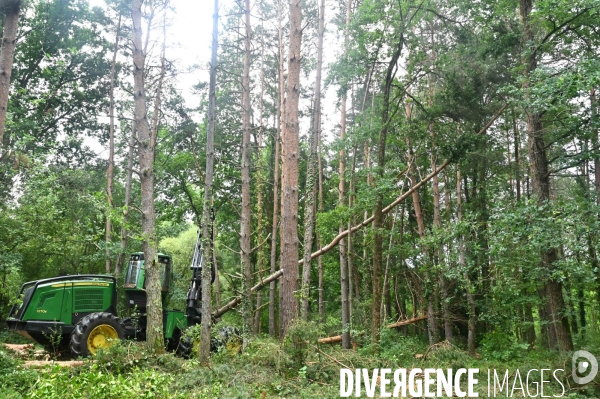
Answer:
211, 105, 507, 319
2, 343, 34, 354
386, 315, 428, 329
24, 360, 87, 368
317, 335, 342, 344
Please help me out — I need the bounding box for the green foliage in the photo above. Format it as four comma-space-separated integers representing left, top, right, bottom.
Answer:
282, 320, 323, 369
94, 340, 184, 375
480, 331, 530, 363
30, 365, 184, 399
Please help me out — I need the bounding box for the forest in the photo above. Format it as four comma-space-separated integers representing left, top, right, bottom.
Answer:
1, 0, 600, 397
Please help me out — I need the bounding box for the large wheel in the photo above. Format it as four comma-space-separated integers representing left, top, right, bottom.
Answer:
176, 334, 196, 359
175, 326, 243, 358
217, 326, 242, 355
69, 312, 125, 357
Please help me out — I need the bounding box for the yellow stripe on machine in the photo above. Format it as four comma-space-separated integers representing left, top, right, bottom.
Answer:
50, 282, 110, 288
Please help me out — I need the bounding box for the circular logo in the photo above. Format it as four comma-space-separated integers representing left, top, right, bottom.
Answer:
572, 350, 598, 385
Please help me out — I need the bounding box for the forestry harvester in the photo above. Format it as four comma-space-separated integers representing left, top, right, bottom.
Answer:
5, 231, 240, 357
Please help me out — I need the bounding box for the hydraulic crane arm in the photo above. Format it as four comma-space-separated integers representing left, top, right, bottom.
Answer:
185, 229, 215, 326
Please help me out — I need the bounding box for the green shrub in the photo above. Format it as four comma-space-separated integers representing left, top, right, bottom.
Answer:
29, 365, 186, 399
244, 339, 292, 371
0, 349, 38, 398
94, 340, 184, 374
283, 320, 323, 370
480, 330, 529, 362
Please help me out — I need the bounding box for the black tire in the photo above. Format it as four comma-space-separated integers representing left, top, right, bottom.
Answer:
177, 335, 194, 359
69, 312, 125, 358
176, 326, 243, 358
215, 326, 242, 355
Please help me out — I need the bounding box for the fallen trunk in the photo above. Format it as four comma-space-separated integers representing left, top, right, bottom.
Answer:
24, 360, 87, 368
317, 335, 343, 344
211, 104, 507, 319
386, 315, 428, 329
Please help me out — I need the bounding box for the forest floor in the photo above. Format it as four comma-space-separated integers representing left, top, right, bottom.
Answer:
1, 326, 599, 398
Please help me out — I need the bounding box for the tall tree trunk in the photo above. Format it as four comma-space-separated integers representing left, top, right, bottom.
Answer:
300, 0, 324, 321
430, 128, 451, 342
199, 0, 219, 364
457, 169, 476, 355
512, 108, 521, 201
213, 207, 221, 309
348, 144, 357, 321
269, 0, 285, 336
372, 32, 404, 350
381, 208, 397, 323
591, 88, 600, 303
150, 4, 167, 150
0, 0, 20, 150
115, 119, 136, 278
254, 32, 267, 334
132, 0, 163, 353
317, 107, 325, 322
408, 146, 438, 344
519, 0, 573, 352
240, 0, 253, 333
279, 0, 302, 336
338, 0, 351, 350
106, 15, 122, 274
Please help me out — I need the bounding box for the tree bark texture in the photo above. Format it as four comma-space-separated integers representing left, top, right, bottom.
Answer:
241, 0, 253, 333
254, 33, 267, 334
300, 0, 324, 321
115, 120, 136, 278
199, 0, 219, 364
279, 0, 302, 336
269, 0, 285, 336
0, 0, 21, 149
132, 0, 163, 353
106, 15, 121, 274
338, 0, 351, 350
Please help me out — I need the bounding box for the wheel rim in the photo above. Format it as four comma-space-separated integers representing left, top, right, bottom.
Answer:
87, 324, 118, 355
225, 337, 241, 355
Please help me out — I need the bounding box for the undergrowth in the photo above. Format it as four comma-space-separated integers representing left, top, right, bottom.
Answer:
0, 326, 599, 398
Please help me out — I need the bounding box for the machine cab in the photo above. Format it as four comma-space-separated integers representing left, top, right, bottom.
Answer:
124, 252, 172, 312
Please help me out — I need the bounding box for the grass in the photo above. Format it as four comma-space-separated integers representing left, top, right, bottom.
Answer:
1, 326, 599, 398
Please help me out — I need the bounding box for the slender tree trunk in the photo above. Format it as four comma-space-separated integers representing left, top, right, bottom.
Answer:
115, 119, 136, 278
317, 110, 325, 322
132, 0, 163, 353
578, 286, 586, 332
591, 88, 600, 303
300, 0, 324, 321
592, 88, 599, 202
269, 0, 285, 336
279, 0, 302, 335
0, 0, 20, 150
199, 0, 219, 364
408, 142, 438, 345
430, 127, 452, 342
457, 170, 476, 355
338, 0, 351, 349
213, 208, 221, 309
381, 208, 397, 323
106, 15, 122, 274
254, 32, 267, 334
512, 108, 521, 201
348, 144, 357, 321
240, 0, 253, 333
150, 6, 167, 150
519, 0, 573, 352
